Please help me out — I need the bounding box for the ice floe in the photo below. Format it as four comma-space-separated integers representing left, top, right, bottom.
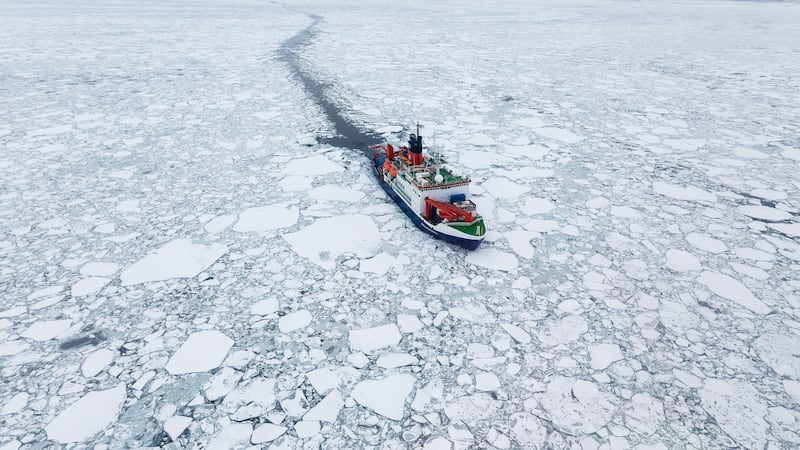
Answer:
697, 271, 770, 314
700, 379, 768, 449
284, 214, 380, 269
232, 203, 299, 232
120, 239, 228, 286
45, 384, 126, 443
349, 324, 401, 353
165, 330, 233, 375
352, 374, 415, 420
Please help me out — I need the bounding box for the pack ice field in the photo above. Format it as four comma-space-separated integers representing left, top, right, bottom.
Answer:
1, 0, 799, 449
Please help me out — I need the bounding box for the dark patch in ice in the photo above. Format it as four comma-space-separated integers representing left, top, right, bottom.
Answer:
276, 8, 383, 153
59, 329, 107, 350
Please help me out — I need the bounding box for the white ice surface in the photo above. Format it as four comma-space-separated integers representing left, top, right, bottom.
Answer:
278, 310, 312, 333
165, 330, 234, 375
20, 320, 71, 341
232, 203, 299, 232
120, 239, 228, 286
81, 348, 115, 377
45, 384, 126, 443
251, 423, 287, 444
664, 249, 701, 272
284, 215, 380, 269
653, 182, 716, 202
349, 324, 402, 353
2, 0, 799, 447
589, 344, 623, 370
465, 248, 519, 271
697, 271, 770, 314
303, 390, 344, 422
700, 379, 768, 449
283, 155, 344, 176
351, 374, 415, 420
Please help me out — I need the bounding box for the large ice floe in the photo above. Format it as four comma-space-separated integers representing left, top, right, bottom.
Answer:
2, 0, 800, 448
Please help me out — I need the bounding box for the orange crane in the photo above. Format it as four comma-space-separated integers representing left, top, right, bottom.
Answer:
425, 198, 474, 223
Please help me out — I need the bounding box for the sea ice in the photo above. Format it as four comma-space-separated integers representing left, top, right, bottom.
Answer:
250, 298, 279, 315
767, 222, 800, 237
349, 324, 401, 352
500, 323, 531, 344
251, 423, 287, 444
2, 393, 28, 415
165, 330, 233, 375
204, 215, 236, 234
207, 423, 251, 450
278, 310, 312, 332
80, 262, 120, 277
81, 348, 115, 377
221, 378, 276, 421
700, 379, 768, 449
534, 127, 584, 143
664, 249, 701, 272
120, 239, 228, 286
0, 341, 29, 356
351, 374, 415, 420
359, 253, 395, 274
444, 393, 501, 424
21, 320, 71, 341
459, 150, 496, 169
71, 277, 110, 297
303, 390, 344, 422
737, 205, 792, 222
589, 344, 623, 370
686, 233, 727, 254
538, 315, 588, 346
284, 215, 380, 269
308, 185, 364, 202
377, 353, 418, 368
475, 372, 501, 391
294, 420, 320, 438
232, 203, 299, 232
481, 177, 530, 199
753, 334, 800, 377
522, 197, 555, 215
697, 271, 769, 314
203, 367, 243, 401
45, 384, 126, 443
397, 314, 424, 333
164, 416, 191, 441
465, 248, 518, 271
283, 155, 344, 176
306, 368, 340, 394
539, 377, 617, 434
653, 182, 716, 202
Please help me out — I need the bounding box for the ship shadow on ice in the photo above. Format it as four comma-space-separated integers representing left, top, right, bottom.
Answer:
59, 327, 107, 350
276, 7, 383, 154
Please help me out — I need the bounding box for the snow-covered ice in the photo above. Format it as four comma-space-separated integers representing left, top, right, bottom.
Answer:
120, 239, 228, 286
278, 309, 312, 333
165, 330, 234, 375
2, 0, 799, 447
232, 203, 299, 232
351, 374, 416, 420
45, 384, 126, 443
284, 214, 380, 269
697, 271, 770, 314
349, 324, 402, 353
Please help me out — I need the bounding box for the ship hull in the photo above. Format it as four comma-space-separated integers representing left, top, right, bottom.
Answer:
373, 165, 484, 250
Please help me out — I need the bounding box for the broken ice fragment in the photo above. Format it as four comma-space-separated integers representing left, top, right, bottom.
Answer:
45, 384, 126, 443
165, 330, 233, 375
351, 374, 415, 420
